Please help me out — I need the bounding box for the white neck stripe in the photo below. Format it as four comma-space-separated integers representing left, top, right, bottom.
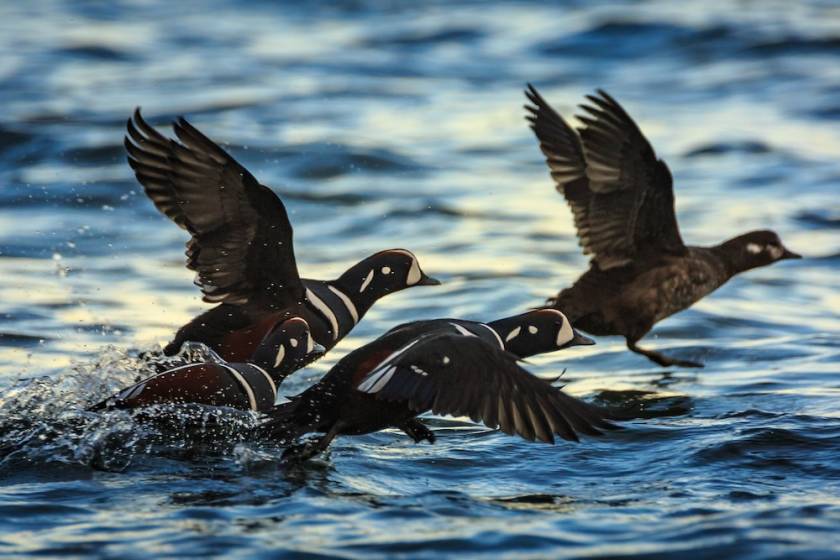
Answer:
479, 323, 505, 349
221, 364, 258, 411
328, 285, 359, 324
306, 288, 339, 341
450, 322, 477, 338
248, 363, 277, 398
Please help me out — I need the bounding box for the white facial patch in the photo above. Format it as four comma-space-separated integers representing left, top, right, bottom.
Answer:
381, 266, 391, 275
387, 249, 423, 286
360, 269, 374, 292
290, 338, 299, 348
505, 326, 521, 342
274, 345, 285, 368
528, 326, 538, 334
306, 332, 315, 354
767, 245, 784, 260
442, 356, 450, 365
406, 257, 421, 286
556, 318, 574, 347
746, 243, 762, 255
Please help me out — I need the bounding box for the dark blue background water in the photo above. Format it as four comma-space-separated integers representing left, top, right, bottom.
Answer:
1, 1, 839, 557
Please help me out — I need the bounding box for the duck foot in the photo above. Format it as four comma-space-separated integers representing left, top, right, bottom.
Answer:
281, 424, 340, 464
627, 340, 703, 368
399, 419, 436, 444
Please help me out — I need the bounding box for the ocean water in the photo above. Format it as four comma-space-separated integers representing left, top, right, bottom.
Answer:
1, 0, 839, 557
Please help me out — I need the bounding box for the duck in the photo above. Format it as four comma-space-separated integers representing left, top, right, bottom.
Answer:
524, 85, 801, 368
257, 308, 613, 463
89, 317, 324, 412
125, 110, 439, 363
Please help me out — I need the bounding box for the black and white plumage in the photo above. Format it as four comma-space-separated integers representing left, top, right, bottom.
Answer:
525, 85, 801, 368
125, 110, 439, 364
356, 332, 603, 443
89, 318, 325, 413
257, 309, 611, 463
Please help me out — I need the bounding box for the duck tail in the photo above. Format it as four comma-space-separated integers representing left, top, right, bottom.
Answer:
255, 398, 312, 443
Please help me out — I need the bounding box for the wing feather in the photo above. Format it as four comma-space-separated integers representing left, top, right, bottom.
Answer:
360, 332, 614, 443
124, 108, 304, 305
525, 86, 686, 270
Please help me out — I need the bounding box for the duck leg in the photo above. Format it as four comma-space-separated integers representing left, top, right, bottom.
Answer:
398, 419, 436, 444
281, 423, 341, 464
627, 339, 703, 368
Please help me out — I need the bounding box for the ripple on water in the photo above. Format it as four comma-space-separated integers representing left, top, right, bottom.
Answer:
1, 0, 839, 557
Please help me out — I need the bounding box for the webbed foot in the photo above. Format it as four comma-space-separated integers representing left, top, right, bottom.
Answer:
399, 419, 436, 444
627, 340, 704, 368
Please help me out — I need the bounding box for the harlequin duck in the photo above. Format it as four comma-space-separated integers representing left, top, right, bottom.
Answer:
257, 309, 613, 463
125, 110, 439, 363
524, 85, 801, 368
89, 318, 325, 412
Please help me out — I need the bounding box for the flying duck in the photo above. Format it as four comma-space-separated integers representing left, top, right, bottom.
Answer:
89, 318, 325, 412
125, 110, 439, 363
257, 309, 612, 463
524, 85, 801, 367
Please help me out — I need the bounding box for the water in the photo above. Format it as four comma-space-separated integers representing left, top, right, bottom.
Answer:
1, 0, 839, 557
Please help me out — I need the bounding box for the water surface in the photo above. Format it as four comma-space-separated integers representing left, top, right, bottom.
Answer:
1, 1, 839, 558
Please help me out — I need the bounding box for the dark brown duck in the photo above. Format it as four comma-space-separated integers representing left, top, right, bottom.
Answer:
125, 110, 439, 363
525, 85, 801, 368
257, 309, 613, 463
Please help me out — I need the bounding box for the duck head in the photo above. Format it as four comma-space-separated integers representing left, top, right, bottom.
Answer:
251, 317, 326, 380
488, 308, 594, 359
719, 230, 801, 274
337, 248, 440, 299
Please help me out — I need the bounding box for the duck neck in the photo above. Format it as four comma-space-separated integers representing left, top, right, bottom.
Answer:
709, 243, 749, 276
331, 264, 382, 320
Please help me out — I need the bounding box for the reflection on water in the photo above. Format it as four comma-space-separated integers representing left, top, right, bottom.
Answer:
1, 0, 839, 557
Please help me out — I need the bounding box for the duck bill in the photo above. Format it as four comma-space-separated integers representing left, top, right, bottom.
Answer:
311, 342, 327, 356
781, 248, 802, 260
417, 273, 442, 286
561, 330, 596, 349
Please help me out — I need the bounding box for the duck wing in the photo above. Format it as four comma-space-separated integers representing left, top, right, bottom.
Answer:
125, 109, 304, 306
525, 85, 685, 270
356, 331, 615, 443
